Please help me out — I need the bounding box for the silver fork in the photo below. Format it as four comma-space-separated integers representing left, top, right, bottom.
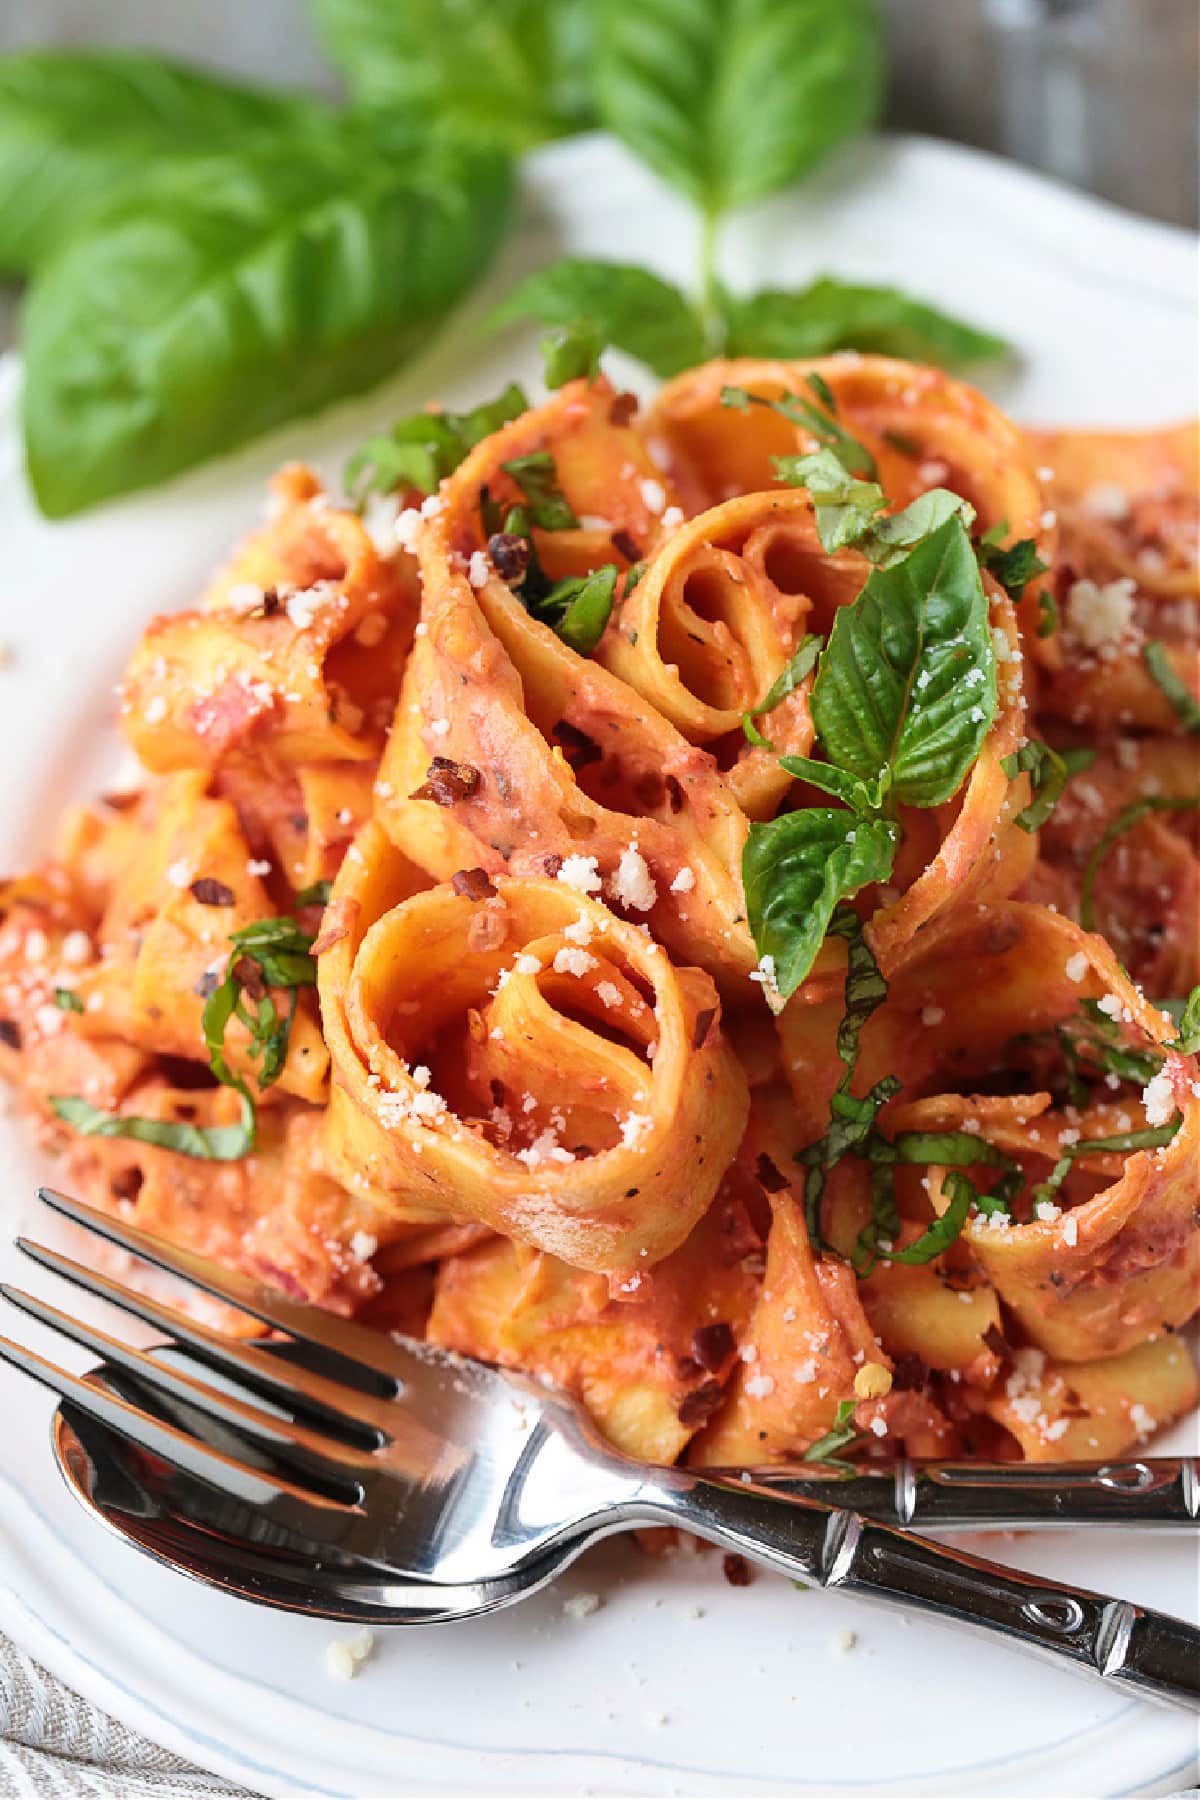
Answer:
2, 1186, 1198, 1711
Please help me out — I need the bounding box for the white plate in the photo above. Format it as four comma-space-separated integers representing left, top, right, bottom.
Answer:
1, 132, 1197, 1800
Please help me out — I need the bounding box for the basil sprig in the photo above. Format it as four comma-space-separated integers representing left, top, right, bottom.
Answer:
497, 262, 1008, 385
1001, 739, 1097, 833
1144, 640, 1200, 732
1079, 795, 1200, 930
744, 509, 997, 1002
51, 909, 319, 1162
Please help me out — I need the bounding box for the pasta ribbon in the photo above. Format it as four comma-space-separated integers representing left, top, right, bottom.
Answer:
123, 466, 417, 773
320, 824, 748, 1271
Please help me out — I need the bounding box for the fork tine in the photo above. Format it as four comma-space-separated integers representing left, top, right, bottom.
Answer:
15, 1238, 388, 1449
37, 1187, 410, 1393
0, 1326, 359, 1545
0, 1283, 369, 1500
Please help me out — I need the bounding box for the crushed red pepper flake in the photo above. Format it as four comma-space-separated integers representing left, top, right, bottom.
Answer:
452, 867, 498, 901
722, 1553, 753, 1587
411, 758, 482, 807
676, 1379, 725, 1428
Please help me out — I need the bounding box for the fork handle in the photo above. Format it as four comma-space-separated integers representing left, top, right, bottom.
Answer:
641, 1475, 1200, 1711
718, 1455, 1200, 1530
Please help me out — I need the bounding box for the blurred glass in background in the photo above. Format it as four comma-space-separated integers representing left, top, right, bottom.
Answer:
0, 0, 1196, 226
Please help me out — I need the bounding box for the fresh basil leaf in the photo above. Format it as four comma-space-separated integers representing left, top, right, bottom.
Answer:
541, 319, 604, 387
1170, 986, 1200, 1055
1144, 640, 1200, 732
976, 527, 1049, 603
1079, 795, 1200, 930
23, 123, 513, 518
347, 381, 527, 502
866, 490, 976, 568
593, 0, 883, 216
742, 633, 823, 747
534, 566, 619, 655
490, 258, 707, 378
501, 451, 579, 530
776, 756, 884, 813
802, 1397, 862, 1467
0, 49, 314, 275
883, 1167, 974, 1265
722, 382, 875, 479
50, 1092, 256, 1162
53, 987, 84, 1013
773, 448, 886, 554
721, 277, 1008, 369
743, 809, 898, 1002
1001, 739, 1097, 833
810, 514, 996, 808
310, 0, 595, 149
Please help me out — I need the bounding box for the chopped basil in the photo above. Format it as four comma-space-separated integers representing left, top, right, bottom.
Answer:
500, 450, 578, 530
976, 523, 1049, 603
1001, 739, 1097, 833
742, 633, 823, 748
53, 987, 83, 1013
1144, 639, 1200, 732
536, 566, 618, 655
794, 908, 898, 1250
1169, 986, 1200, 1055
346, 381, 527, 502
1079, 794, 1199, 929
774, 448, 973, 567
803, 1398, 862, 1468
49, 1091, 255, 1162
880, 1167, 974, 1265
720, 381, 875, 479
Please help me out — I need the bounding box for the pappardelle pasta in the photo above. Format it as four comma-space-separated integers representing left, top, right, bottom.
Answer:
2, 354, 1197, 1469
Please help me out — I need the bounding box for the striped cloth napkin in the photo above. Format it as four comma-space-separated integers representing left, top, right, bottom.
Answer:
0, 1636, 258, 1799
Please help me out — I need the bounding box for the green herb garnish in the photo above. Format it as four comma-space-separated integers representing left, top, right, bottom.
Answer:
1000, 739, 1097, 833
1144, 640, 1200, 732
347, 382, 527, 503
53, 987, 84, 1013
500, 450, 579, 530
742, 634, 823, 749
803, 1398, 862, 1469
976, 523, 1049, 603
